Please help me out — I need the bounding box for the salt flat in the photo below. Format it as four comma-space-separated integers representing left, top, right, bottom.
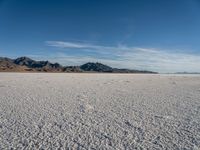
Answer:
0, 73, 200, 149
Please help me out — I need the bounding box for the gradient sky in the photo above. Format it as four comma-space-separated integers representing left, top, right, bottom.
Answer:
0, 0, 200, 73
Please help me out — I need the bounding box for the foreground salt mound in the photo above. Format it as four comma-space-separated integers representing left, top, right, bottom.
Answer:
0, 73, 200, 149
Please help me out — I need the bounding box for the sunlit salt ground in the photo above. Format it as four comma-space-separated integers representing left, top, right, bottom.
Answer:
0, 73, 200, 149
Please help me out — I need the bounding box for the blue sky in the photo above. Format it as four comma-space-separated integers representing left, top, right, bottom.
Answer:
0, 0, 200, 72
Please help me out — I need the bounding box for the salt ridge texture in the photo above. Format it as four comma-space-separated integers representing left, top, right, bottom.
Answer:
0, 73, 200, 149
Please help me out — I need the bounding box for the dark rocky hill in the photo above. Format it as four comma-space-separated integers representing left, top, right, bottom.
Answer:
80, 62, 113, 72
13, 57, 63, 72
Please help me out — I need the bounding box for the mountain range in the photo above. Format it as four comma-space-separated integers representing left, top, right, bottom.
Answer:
0, 57, 157, 73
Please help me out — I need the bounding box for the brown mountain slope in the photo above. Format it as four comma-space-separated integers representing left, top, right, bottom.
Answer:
0, 57, 35, 72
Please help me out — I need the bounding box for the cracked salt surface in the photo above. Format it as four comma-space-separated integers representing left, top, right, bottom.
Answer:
0, 73, 200, 149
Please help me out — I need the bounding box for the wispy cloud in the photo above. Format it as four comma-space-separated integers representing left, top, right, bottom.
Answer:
44, 41, 200, 73
46, 41, 97, 49
46, 41, 133, 52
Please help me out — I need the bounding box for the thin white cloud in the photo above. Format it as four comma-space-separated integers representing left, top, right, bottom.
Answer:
46, 41, 136, 52
46, 41, 96, 49
44, 41, 200, 73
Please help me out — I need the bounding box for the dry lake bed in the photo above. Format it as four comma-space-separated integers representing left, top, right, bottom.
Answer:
0, 73, 200, 149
